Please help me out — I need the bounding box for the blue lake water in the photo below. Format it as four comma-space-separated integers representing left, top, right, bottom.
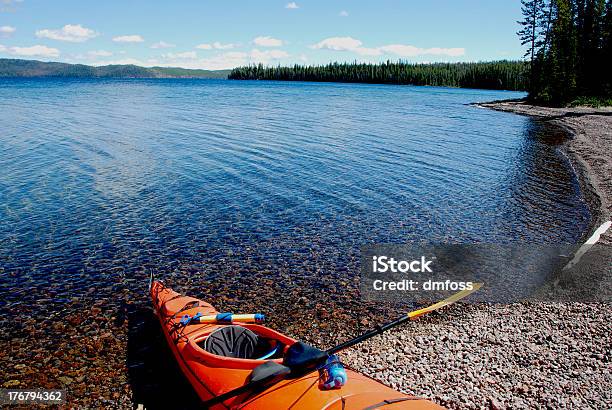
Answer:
0, 78, 591, 312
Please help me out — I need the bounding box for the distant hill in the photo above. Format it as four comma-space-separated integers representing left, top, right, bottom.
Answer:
0, 58, 230, 79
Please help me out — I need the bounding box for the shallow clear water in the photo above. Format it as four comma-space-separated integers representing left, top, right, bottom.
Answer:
0, 78, 591, 309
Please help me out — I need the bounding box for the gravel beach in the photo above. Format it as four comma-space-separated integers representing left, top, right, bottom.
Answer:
343, 302, 611, 409
342, 101, 612, 409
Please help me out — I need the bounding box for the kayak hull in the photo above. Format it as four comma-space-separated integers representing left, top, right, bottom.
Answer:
151, 281, 444, 409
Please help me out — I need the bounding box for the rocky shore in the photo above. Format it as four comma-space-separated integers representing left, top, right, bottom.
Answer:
343, 101, 612, 409
343, 302, 610, 409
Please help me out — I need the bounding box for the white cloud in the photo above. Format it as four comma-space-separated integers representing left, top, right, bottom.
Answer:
197, 52, 248, 69
0, 44, 60, 57
339, 10, 349, 17
354, 47, 382, 56
378, 45, 422, 57
379, 44, 465, 57
88, 50, 112, 57
312, 37, 465, 58
311, 36, 362, 51
250, 48, 289, 62
0, 25, 16, 36
196, 41, 235, 50
253, 36, 283, 47
151, 41, 175, 49
427, 47, 465, 57
162, 51, 197, 60
93, 47, 289, 71
214, 42, 235, 50
112, 34, 144, 43
1, 0, 24, 12
131, 51, 248, 70
35, 24, 98, 42
310, 36, 381, 56
190, 49, 287, 69
285, 2, 299, 9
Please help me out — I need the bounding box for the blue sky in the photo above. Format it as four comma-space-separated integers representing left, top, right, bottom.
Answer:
0, 0, 526, 69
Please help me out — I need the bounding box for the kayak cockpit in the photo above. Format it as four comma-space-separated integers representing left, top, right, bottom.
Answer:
198, 325, 285, 360
185, 323, 295, 369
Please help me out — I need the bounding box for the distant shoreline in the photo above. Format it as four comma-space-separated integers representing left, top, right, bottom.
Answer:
0, 58, 230, 79
2, 58, 530, 92
0, 76, 229, 80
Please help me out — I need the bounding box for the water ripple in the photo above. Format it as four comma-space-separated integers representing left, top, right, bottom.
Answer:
0, 78, 591, 313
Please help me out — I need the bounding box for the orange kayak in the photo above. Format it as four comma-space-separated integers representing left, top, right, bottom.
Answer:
151, 280, 444, 409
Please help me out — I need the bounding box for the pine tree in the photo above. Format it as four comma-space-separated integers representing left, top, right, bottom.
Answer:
518, 0, 546, 77
601, 0, 612, 95
575, 0, 607, 95
546, 0, 578, 104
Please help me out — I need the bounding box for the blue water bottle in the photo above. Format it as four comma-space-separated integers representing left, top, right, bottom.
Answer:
319, 354, 347, 390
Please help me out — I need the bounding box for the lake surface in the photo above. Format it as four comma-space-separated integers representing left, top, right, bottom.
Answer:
0, 79, 591, 314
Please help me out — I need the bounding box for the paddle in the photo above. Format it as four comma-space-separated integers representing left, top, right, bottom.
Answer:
202, 284, 482, 408
327, 284, 482, 354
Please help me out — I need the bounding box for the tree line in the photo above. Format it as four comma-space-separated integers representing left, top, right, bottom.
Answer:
518, 0, 612, 105
228, 61, 529, 91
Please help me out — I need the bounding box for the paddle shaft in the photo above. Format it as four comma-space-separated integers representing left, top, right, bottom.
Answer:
327, 314, 410, 355
204, 381, 267, 408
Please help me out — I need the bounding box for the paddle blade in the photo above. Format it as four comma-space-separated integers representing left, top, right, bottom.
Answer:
408, 283, 483, 319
